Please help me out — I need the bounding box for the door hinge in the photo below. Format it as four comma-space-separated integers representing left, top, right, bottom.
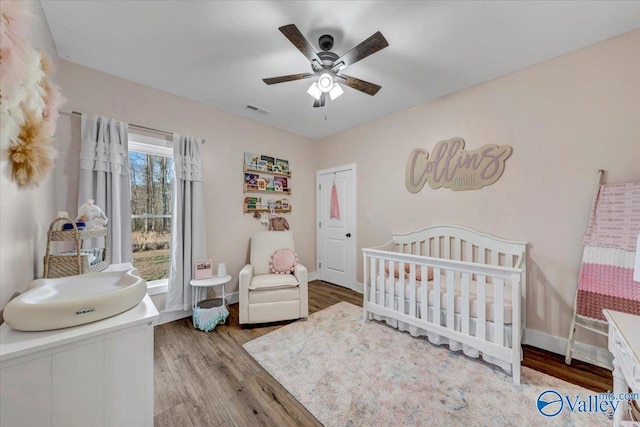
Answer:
319, 183, 321, 190
319, 222, 321, 228
319, 262, 321, 269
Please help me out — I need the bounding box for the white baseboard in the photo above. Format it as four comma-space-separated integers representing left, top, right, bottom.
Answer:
226, 292, 239, 305
524, 328, 612, 369
308, 272, 318, 281
354, 282, 363, 294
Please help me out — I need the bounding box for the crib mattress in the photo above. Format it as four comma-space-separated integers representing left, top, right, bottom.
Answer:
374, 273, 513, 323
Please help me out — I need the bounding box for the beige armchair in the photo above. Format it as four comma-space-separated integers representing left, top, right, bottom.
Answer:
239, 231, 308, 325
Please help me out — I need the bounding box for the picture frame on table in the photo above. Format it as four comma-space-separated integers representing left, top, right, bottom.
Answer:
194, 259, 213, 280
275, 159, 289, 174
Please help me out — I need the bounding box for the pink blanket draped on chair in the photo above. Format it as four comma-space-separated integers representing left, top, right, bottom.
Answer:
576, 181, 640, 321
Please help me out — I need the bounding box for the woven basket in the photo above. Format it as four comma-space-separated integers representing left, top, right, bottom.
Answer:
43, 254, 108, 278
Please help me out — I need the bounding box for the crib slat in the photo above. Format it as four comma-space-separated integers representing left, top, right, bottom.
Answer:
446, 270, 455, 329
477, 275, 486, 340
363, 253, 368, 320
378, 258, 385, 306
454, 238, 461, 261
465, 242, 473, 263
461, 272, 470, 335
433, 268, 441, 326
511, 273, 521, 385
409, 263, 416, 318
444, 237, 450, 260
369, 255, 376, 305
491, 250, 499, 267
420, 265, 428, 321
434, 237, 440, 258
494, 277, 505, 345
398, 262, 405, 314
389, 259, 396, 311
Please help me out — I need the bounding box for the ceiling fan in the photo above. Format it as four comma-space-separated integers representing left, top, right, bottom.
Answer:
263, 24, 389, 107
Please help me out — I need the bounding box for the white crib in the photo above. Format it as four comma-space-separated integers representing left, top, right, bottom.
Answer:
363, 225, 527, 384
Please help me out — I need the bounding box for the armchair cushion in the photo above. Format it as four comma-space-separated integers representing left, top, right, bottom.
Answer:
249, 273, 299, 291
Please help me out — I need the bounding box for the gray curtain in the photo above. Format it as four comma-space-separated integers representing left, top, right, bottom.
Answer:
166, 133, 208, 312
79, 114, 132, 264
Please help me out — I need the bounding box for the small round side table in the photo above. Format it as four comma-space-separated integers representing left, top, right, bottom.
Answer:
189, 275, 232, 311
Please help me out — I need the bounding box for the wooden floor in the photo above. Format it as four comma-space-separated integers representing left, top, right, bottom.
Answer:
154, 280, 613, 426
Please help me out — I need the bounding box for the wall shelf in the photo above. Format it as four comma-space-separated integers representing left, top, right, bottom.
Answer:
243, 205, 291, 214
243, 184, 291, 195
243, 164, 291, 178
243, 153, 291, 215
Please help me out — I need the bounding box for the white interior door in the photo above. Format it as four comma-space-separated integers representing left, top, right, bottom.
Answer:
316, 164, 356, 289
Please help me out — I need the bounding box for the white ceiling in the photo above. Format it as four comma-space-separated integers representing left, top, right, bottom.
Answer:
41, 1, 640, 140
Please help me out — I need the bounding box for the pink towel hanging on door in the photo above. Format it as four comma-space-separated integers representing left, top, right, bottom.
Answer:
330, 183, 340, 219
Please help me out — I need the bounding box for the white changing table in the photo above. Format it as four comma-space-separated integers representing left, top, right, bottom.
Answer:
603, 310, 640, 426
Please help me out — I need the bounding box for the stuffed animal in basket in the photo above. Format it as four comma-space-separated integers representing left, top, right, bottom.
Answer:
76, 199, 108, 229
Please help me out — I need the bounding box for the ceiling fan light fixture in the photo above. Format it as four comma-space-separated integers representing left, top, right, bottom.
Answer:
317, 72, 334, 93
329, 83, 344, 100
307, 82, 322, 100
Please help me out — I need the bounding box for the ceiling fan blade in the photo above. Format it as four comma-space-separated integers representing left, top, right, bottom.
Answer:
279, 24, 323, 70
332, 31, 388, 72
338, 74, 381, 96
313, 92, 326, 108
263, 73, 314, 85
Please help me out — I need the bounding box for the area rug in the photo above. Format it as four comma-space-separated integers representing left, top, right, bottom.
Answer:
243, 302, 612, 427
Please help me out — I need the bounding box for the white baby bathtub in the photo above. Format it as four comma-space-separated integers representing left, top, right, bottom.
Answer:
3, 265, 147, 331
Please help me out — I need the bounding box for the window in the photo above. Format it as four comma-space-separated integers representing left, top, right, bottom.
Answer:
128, 135, 173, 284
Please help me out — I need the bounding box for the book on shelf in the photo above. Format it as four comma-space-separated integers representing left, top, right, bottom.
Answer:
275, 158, 289, 174
244, 197, 259, 209
244, 152, 260, 169
261, 155, 275, 172
274, 176, 288, 190
266, 177, 275, 191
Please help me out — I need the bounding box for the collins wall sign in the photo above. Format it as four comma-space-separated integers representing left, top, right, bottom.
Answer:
405, 137, 512, 193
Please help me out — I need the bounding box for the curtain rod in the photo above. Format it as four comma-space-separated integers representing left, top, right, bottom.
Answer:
60, 110, 206, 143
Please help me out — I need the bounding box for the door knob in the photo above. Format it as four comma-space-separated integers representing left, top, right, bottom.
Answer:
346, 233, 351, 238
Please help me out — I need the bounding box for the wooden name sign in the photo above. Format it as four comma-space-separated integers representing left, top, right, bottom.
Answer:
405, 137, 512, 192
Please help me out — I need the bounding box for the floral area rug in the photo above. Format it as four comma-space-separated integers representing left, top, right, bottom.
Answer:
243, 302, 612, 427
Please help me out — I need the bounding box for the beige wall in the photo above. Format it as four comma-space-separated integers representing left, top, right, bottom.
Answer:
1, 7, 637, 354
0, 1, 61, 310
52, 61, 317, 299
315, 30, 640, 344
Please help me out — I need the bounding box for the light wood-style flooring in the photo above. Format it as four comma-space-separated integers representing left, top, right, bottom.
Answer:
154, 280, 613, 426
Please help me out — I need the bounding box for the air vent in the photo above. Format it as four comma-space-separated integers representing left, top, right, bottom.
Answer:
246, 105, 269, 115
